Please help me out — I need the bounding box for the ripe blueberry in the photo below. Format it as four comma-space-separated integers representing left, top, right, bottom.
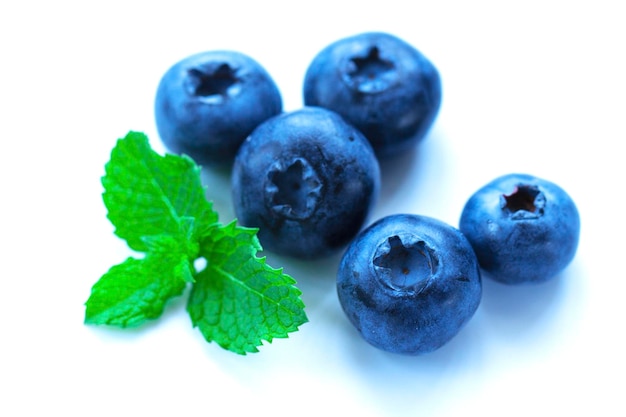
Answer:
155, 50, 282, 167
337, 214, 482, 355
303, 32, 442, 159
231, 107, 380, 259
459, 173, 580, 284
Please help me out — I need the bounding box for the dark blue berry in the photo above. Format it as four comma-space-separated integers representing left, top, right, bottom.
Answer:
155, 50, 282, 167
231, 107, 380, 259
303, 32, 442, 158
337, 214, 482, 355
459, 173, 580, 284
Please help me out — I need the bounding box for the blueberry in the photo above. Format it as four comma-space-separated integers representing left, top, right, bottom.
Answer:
231, 107, 380, 259
337, 214, 482, 355
155, 50, 282, 167
459, 173, 580, 284
303, 32, 442, 159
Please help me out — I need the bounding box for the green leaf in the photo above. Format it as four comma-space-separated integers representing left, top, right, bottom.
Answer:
85, 248, 190, 327
102, 131, 218, 252
187, 221, 308, 354
86, 131, 307, 354
140, 233, 198, 283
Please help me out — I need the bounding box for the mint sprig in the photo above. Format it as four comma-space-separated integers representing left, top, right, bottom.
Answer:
85, 131, 308, 354
189, 222, 307, 353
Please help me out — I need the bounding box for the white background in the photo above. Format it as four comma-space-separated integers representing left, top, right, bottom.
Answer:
2, 1, 625, 416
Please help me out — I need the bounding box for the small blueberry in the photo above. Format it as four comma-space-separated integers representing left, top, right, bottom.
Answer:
155, 50, 282, 167
337, 214, 482, 355
459, 173, 581, 284
303, 32, 442, 158
231, 107, 380, 259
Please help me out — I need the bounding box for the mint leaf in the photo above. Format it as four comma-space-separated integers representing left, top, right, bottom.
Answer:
140, 233, 198, 283
102, 131, 218, 252
86, 131, 307, 354
188, 222, 308, 354
85, 250, 189, 327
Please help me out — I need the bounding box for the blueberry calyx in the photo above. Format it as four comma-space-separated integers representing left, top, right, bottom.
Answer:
502, 184, 546, 220
265, 157, 323, 220
372, 233, 438, 294
343, 46, 397, 94
184, 63, 241, 104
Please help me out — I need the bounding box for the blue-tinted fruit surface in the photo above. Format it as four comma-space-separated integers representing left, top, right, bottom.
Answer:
303, 32, 442, 158
232, 107, 380, 259
155, 50, 282, 167
459, 173, 580, 284
337, 214, 482, 355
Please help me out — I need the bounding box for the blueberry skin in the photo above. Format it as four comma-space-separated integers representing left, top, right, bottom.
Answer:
232, 107, 380, 259
337, 214, 482, 355
303, 32, 442, 159
459, 173, 580, 285
155, 50, 282, 167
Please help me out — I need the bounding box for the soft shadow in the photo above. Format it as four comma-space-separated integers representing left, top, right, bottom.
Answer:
330, 302, 486, 411
377, 145, 422, 202
200, 165, 236, 222
372, 127, 449, 220
262, 249, 343, 307
479, 269, 566, 338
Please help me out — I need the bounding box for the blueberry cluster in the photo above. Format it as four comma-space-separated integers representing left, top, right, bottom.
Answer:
154, 32, 580, 356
